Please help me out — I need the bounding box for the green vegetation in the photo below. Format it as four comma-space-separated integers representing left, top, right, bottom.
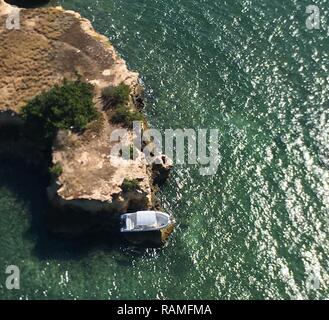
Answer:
85, 112, 105, 137
101, 82, 146, 128
21, 79, 98, 141
129, 144, 139, 160
120, 144, 139, 160
49, 163, 63, 177
122, 178, 140, 192
101, 82, 130, 110
111, 106, 145, 128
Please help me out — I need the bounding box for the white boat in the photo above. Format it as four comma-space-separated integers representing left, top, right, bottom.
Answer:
120, 211, 175, 233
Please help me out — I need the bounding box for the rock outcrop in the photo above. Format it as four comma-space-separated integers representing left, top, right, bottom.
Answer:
0, 1, 173, 236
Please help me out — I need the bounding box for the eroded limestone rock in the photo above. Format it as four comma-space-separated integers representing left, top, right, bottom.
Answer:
0, 1, 173, 236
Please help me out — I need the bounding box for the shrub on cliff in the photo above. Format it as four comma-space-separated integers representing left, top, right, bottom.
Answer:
49, 163, 63, 177
111, 106, 145, 128
122, 178, 140, 192
101, 83, 131, 110
21, 79, 98, 141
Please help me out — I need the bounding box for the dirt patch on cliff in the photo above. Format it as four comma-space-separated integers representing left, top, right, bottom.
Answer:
0, 7, 136, 112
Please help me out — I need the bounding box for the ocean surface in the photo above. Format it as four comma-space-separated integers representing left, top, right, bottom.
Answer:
1, 0, 329, 299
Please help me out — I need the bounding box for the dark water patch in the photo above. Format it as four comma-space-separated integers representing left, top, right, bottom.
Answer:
0, 157, 132, 262
4, 0, 50, 8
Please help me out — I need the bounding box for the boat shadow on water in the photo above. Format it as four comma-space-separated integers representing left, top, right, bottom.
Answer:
0, 157, 163, 264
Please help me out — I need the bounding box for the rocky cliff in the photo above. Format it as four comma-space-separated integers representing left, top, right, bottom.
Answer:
0, 0, 172, 236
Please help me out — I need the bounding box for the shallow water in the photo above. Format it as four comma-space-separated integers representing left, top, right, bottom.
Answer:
1, 0, 329, 299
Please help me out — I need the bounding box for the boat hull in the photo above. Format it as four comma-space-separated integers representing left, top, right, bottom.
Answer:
120, 211, 176, 246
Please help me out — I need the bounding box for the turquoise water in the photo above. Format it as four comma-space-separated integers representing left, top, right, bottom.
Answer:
1, 0, 329, 299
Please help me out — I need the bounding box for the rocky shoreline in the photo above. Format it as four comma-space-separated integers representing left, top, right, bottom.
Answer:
0, 1, 173, 238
